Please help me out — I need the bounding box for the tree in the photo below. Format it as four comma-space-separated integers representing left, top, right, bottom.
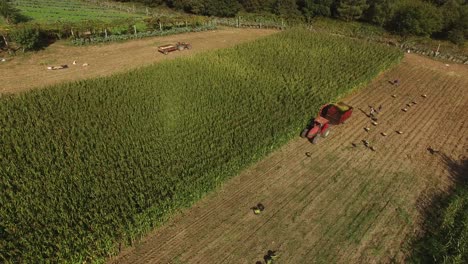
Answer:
239, 0, 262, 12
446, 4, 468, 44
390, 0, 443, 36
170, 0, 205, 14
204, 0, 241, 16
0, 0, 21, 24
364, 0, 396, 26
11, 26, 41, 52
273, 0, 301, 16
299, 0, 334, 18
336, 0, 369, 21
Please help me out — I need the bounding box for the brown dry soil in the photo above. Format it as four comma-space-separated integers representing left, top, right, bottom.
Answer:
109, 54, 468, 264
0, 28, 277, 94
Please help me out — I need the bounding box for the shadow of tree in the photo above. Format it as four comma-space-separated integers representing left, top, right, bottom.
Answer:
407, 153, 467, 263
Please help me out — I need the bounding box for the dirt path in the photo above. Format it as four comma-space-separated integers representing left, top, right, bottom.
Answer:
0, 28, 277, 94
109, 54, 468, 264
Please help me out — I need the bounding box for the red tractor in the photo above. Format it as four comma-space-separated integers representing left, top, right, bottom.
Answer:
300, 102, 353, 144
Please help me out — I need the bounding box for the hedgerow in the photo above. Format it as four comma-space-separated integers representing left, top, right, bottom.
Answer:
0, 28, 402, 263
70, 25, 216, 45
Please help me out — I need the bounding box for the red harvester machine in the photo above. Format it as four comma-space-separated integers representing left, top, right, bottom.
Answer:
300, 102, 353, 144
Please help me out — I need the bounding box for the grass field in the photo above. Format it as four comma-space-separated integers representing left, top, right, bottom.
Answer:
11, 0, 142, 23
0, 28, 402, 262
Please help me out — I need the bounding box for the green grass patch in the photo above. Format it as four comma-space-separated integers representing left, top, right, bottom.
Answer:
11, 0, 142, 23
0, 28, 402, 262
409, 159, 468, 264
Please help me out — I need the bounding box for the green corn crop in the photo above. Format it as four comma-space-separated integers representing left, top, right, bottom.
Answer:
0, 28, 402, 263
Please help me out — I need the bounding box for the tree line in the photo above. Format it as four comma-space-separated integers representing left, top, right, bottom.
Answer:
113, 0, 468, 44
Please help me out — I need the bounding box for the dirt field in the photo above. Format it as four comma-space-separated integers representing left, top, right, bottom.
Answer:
109, 54, 468, 264
0, 28, 277, 94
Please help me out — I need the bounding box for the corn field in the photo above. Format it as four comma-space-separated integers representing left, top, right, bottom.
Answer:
0, 29, 402, 263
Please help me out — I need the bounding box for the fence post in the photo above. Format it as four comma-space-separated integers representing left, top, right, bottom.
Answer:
104, 28, 108, 38
2, 34, 8, 47
133, 25, 137, 36
281, 19, 284, 30
159, 22, 162, 31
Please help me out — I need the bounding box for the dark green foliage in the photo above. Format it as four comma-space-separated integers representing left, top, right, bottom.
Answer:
299, 0, 334, 18
10, 26, 41, 51
440, 1, 468, 44
390, 0, 443, 36
364, 0, 397, 26
170, 0, 241, 16
239, 0, 263, 12
0, 29, 402, 262
273, 0, 301, 16
447, 28, 466, 45
204, 0, 241, 16
0, 0, 21, 24
336, 0, 369, 21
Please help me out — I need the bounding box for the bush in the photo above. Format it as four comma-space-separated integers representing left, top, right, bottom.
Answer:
11, 26, 41, 52
447, 28, 465, 46
390, 1, 443, 37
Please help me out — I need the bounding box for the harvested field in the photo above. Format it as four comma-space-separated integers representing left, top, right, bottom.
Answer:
0, 28, 276, 94
110, 54, 468, 264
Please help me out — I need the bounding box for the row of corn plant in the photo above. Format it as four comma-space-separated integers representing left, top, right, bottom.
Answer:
0, 28, 403, 263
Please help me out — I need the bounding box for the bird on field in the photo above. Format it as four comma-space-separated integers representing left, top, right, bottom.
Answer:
73, 60, 77, 65
369, 107, 376, 117
82, 63, 89, 67
427, 147, 440, 155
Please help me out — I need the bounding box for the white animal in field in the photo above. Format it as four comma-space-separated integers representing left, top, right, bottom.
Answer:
73, 60, 77, 65
82, 63, 89, 67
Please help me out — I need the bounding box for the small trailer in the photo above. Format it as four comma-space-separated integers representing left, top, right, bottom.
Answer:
300, 102, 353, 144
158, 42, 192, 55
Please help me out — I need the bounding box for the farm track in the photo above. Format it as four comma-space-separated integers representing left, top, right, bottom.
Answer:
0, 28, 277, 94
110, 54, 468, 264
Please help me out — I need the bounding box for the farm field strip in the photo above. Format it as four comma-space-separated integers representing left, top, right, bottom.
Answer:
131, 61, 464, 262
11, 0, 141, 22
1, 29, 402, 262
111, 54, 467, 264
0, 28, 277, 94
